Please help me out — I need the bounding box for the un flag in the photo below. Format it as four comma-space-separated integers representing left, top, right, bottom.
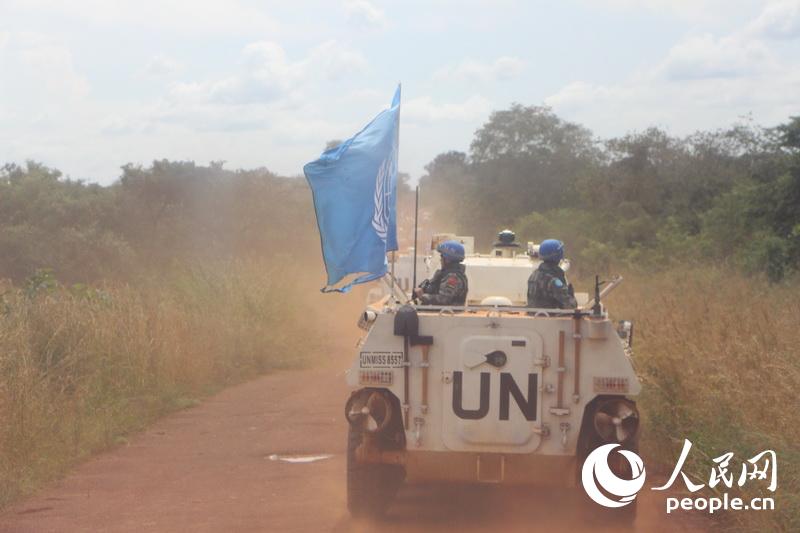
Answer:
304, 86, 400, 292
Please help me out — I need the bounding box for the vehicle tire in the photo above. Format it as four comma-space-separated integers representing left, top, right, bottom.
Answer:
613, 498, 638, 526
576, 397, 640, 527
577, 438, 639, 526
605, 440, 639, 526
346, 425, 404, 518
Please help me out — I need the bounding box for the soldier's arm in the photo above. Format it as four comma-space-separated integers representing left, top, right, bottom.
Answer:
526, 273, 536, 307
551, 278, 577, 309
421, 273, 465, 305
422, 271, 442, 294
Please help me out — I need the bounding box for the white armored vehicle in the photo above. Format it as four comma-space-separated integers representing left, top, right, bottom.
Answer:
345, 231, 640, 520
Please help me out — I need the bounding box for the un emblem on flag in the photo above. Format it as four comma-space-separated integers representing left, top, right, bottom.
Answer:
371, 151, 395, 242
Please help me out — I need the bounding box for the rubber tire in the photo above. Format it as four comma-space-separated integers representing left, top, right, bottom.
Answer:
346, 425, 404, 519
601, 437, 639, 526
613, 498, 638, 526
576, 398, 640, 527
579, 441, 639, 526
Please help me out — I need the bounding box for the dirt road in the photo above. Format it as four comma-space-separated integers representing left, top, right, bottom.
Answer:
0, 359, 707, 532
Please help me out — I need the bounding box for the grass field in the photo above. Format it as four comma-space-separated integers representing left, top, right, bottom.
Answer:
1, 263, 796, 531
604, 268, 799, 531
0, 261, 340, 508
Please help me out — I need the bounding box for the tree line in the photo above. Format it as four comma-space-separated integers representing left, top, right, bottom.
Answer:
0, 160, 320, 283
419, 105, 800, 281
2, 106, 797, 284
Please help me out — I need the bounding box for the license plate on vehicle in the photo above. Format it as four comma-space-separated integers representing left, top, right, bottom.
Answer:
359, 351, 404, 368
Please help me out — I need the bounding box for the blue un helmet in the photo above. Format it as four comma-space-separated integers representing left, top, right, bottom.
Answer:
436, 240, 465, 262
539, 239, 564, 263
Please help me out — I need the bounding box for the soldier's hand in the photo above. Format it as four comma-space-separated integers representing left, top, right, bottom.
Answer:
413, 287, 423, 298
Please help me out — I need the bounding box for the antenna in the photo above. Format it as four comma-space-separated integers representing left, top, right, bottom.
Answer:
412, 185, 419, 295
593, 275, 606, 316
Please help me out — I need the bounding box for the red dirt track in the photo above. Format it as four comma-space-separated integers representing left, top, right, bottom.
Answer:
0, 360, 708, 532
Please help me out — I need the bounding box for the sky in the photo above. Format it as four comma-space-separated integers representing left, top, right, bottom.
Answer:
1, 0, 799, 184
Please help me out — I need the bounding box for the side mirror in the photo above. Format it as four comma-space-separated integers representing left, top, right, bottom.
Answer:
617, 320, 634, 347
358, 309, 378, 331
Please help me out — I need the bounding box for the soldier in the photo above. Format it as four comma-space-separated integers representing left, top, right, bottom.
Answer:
527, 239, 577, 309
414, 240, 468, 305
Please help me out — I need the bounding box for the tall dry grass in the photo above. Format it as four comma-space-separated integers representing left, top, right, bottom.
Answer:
603, 267, 799, 531
0, 260, 340, 508
3, 258, 796, 530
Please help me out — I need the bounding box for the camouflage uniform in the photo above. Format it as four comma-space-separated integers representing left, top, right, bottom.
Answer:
420, 263, 468, 305
527, 262, 577, 309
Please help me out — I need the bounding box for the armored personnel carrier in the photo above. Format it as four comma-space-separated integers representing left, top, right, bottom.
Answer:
345, 231, 640, 520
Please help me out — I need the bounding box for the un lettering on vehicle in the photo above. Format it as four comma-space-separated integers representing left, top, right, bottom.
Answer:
452, 371, 538, 421
442, 370, 544, 452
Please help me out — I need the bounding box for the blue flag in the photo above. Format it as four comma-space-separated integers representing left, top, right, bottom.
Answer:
304, 85, 400, 292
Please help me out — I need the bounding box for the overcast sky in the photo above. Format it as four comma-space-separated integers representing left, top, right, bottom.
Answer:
1, 0, 798, 184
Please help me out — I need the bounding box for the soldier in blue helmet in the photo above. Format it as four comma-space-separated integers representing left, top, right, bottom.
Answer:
414, 240, 469, 305
527, 239, 577, 309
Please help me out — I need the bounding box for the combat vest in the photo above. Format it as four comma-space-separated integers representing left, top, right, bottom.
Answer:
428, 263, 469, 305
528, 262, 573, 309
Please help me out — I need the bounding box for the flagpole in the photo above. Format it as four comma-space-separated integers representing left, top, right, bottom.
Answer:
390, 250, 396, 299
393, 82, 401, 301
